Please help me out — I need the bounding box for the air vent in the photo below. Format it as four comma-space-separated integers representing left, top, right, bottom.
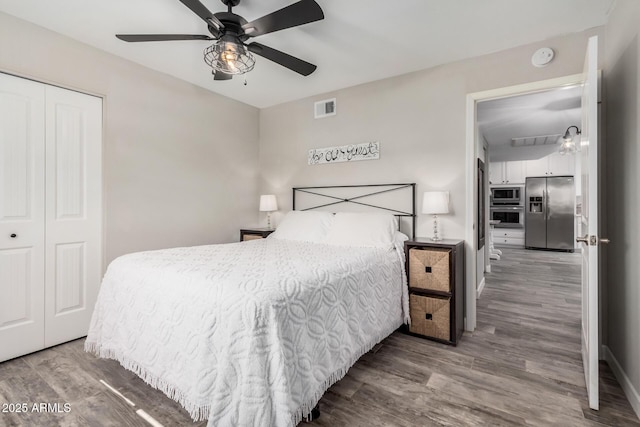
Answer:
511, 133, 562, 147
314, 98, 336, 119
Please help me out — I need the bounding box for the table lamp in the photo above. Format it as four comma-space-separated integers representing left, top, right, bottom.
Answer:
422, 191, 449, 241
259, 195, 278, 229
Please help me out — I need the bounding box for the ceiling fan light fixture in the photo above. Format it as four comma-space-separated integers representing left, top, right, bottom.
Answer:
118, 0, 324, 79
204, 37, 255, 75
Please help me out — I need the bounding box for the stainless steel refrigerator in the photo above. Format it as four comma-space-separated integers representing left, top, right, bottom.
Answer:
525, 176, 575, 251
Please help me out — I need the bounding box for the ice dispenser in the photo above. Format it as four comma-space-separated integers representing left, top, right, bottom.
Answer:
529, 196, 543, 213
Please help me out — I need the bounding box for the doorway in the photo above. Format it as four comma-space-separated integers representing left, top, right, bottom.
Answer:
464, 74, 584, 331
473, 85, 585, 397
465, 36, 604, 413
466, 76, 590, 412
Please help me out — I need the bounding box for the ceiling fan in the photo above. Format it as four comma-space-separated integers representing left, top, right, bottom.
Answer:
116, 0, 324, 80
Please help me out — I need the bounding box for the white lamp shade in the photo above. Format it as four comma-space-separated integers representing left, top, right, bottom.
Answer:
259, 195, 278, 212
422, 191, 449, 215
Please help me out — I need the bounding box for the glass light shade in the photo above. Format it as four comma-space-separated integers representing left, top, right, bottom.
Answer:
259, 195, 278, 212
203, 36, 255, 75
558, 139, 577, 155
422, 191, 449, 215
559, 126, 580, 155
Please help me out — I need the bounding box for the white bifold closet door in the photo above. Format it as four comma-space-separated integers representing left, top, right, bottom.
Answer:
0, 74, 46, 361
44, 85, 102, 347
0, 73, 102, 362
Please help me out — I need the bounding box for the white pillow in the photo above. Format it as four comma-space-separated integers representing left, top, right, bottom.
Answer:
268, 211, 334, 243
323, 212, 398, 248
395, 231, 409, 247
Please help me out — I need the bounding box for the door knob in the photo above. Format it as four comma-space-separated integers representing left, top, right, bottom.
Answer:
577, 235, 611, 245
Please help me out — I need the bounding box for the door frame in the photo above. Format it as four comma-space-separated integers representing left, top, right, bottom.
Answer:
464, 73, 584, 331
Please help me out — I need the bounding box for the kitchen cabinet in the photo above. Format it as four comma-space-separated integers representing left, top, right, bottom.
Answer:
548, 152, 575, 175
492, 229, 525, 247
489, 161, 525, 185
507, 161, 526, 183
525, 152, 575, 177
489, 162, 504, 185
525, 157, 547, 177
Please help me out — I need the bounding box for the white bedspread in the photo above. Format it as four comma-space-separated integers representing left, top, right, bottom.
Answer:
85, 238, 408, 426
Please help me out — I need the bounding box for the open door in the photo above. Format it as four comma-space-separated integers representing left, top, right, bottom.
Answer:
578, 35, 606, 411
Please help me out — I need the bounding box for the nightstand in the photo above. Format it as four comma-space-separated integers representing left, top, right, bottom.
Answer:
404, 238, 465, 345
240, 228, 275, 242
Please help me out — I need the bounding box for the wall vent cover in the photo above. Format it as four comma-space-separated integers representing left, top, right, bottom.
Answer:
314, 98, 336, 119
511, 133, 562, 147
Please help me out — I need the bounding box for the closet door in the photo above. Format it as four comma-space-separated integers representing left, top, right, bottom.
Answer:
44, 86, 102, 347
0, 73, 46, 362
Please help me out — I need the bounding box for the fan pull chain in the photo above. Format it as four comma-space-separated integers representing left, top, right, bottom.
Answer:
244, 76, 248, 86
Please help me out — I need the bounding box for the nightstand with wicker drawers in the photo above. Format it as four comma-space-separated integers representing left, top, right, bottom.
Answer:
240, 228, 275, 242
404, 238, 465, 345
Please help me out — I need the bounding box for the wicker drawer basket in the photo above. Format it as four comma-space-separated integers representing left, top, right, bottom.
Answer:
242, 234, 263, 241
409, 293, 450, 341
408, 248, 451, 292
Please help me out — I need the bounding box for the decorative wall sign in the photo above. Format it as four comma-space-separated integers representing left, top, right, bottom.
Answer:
308, 142, 380, 165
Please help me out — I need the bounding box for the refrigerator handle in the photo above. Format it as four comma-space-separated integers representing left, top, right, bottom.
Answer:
543, 189, 548, 220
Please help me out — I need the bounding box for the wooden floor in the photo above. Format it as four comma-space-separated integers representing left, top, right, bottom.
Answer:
0, 248, 638, 426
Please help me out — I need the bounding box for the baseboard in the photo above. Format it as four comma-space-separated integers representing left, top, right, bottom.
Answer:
477, 277, 486, 299
604, 346, 640, 420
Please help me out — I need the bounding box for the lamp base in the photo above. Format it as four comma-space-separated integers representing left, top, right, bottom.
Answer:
266, 212, 272, 230
431, 214, 443, 242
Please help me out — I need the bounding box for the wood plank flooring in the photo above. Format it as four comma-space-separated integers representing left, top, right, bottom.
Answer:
0, 248, 637, 426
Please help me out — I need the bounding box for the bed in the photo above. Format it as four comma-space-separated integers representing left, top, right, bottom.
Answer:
85, 184, 416, 426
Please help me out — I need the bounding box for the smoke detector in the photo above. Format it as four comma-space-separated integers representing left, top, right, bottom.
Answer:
531, 47, 555, 68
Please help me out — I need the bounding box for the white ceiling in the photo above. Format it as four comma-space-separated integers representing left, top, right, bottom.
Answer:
478, 85, 583, 161
0, 0, 614, 108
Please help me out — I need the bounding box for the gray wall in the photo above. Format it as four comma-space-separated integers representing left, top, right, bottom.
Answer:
604, 0, 640, 413
0, 12, 260, 265
259, 28, 602, 239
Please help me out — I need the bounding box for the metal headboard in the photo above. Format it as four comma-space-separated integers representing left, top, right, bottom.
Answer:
292, 183, 417, 240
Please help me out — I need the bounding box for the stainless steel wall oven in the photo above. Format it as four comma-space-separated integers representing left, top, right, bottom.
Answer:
490, 206, 524, 228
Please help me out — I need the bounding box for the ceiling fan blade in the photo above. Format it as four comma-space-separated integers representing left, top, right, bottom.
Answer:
242, 0, 324, 37
213, 71, 232, 81
247, 42, 316, 76
116, 34, 213, 42
178, 0, 225, 32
